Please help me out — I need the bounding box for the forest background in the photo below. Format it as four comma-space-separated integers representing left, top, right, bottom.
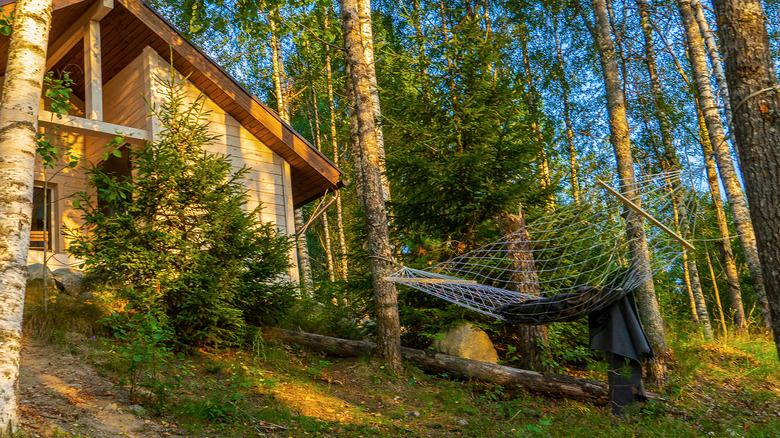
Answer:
2, 0, 780, 436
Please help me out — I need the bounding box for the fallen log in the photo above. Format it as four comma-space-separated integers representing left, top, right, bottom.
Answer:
268, 328, 661, 403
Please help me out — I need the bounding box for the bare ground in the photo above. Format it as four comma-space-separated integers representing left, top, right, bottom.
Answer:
18, 338, 184, 438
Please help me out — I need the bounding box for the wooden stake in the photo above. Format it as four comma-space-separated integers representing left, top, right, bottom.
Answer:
597, 180, 695, 252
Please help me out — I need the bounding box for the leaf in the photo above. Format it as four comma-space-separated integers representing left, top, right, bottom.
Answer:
760, 105, 769, 114
113, 149, 122, 158
102, 151, 109, 161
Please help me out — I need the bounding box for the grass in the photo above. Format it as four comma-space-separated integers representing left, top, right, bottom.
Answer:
20, 295, 780, 438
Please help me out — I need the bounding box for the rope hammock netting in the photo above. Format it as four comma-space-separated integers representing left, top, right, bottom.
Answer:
385, 171, 696, 324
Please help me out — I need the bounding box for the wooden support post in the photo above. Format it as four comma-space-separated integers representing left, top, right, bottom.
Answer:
597, 180, 695, 252
46, 0, 113, 71
84, 19, 103, 121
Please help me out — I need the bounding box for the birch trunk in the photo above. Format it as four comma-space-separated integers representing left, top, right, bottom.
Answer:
0, 0, 52, 433
270, 17, 314, 293
637, 0, 711, 337
310, 85, 336, 283
712, 0, 780, 355
356, 0, 389, 202
691, 0, 772, 334
696, 104, 746, 330
581, 0, 668, 384
325, 9, 349, 280
680, 0, 754, 330
341, 0, 402, 371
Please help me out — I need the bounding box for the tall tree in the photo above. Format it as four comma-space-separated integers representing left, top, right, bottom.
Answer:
678, 0, 752, 331
712, 0, 780, 357
0, 0, 53, 433
324, 7, 349, 281
690, 0, 772, 334
636, 0, 711, 337
269, 12, 314, 293
578, 0, 668, 384
340, 0, 402, 371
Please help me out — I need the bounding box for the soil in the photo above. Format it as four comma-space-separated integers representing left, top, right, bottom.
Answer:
18, 337, 184, 438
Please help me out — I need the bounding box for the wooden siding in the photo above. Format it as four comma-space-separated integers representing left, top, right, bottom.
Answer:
144, 49, 293, 234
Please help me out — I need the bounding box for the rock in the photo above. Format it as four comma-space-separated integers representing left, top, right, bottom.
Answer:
455, 418, 469, 426
128, 404, 146, 416
433, 323, 499, 364
52, 268, 85, 295
105, 403, 118, 411
25, 264, 64, 302
404, 411, 420, 419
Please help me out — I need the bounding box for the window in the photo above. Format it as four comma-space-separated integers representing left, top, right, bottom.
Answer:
31, 186, 53, 250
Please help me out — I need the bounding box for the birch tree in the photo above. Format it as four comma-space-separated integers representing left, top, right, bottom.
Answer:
636, 0, 711, 337
340, 0, 402, 371
0, 0, 52, 433
578, 0, 668, 384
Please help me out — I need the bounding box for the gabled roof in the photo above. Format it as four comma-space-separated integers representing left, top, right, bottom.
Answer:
0, 0, 345, 208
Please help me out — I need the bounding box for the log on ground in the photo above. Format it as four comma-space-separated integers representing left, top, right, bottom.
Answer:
268, 328, 661, 403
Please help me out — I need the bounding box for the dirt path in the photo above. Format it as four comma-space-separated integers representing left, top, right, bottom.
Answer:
18, 338, 183, 438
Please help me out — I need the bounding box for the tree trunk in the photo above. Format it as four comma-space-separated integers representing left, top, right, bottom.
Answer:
552, 16, 580, 203
637, 0, 712, 337
695, 103, 746, 330
580, 0, 667, 385
269, 328, 664, 403
356, 0, 389, 203
498, 208, 549, 372
325, 9, 349, 280
340, 0, 402, 372
695, 0, 773, 334
310, 84, 336, 283
712, 0, 780, 356
270, 17, 314, 293
0, 0, 52, 433
679, 0, 761, 333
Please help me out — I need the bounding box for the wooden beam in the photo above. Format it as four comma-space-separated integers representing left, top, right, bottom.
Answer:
84, 19, 102, 120
38, 109, 148, 142
596, 180, 696, 252
46, 0, 113, 71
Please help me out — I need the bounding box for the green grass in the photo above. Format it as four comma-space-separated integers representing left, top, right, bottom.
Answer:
20, 296, 780, 438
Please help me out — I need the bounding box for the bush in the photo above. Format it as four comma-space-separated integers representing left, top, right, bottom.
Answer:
68, 69, 294, 348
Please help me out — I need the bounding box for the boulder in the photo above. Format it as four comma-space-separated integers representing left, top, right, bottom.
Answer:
52, 268, 85, 295
25, 264, 63, 302
433, 323, 498, 364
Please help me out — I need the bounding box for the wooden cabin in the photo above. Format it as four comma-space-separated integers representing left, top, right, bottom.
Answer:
0, 0, 344, 281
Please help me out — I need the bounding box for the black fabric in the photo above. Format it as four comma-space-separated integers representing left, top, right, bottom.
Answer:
589, 292, 652, 414
606, 352, 645, 415
588, 292, 653, 363
495, 286, 627, 324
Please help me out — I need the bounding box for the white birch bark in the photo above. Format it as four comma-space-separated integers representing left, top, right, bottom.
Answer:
0, 0, 52, 433
324, 9, 349, 280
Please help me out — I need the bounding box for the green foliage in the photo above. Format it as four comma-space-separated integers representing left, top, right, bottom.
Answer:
384, 11, 543, 248
0, 6, 12, 36
100, 309, 174, 399
68, 71, 294, 348
37, 71, 79, 169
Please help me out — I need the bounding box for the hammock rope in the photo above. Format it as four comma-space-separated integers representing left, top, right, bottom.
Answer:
386, 171, 695, 323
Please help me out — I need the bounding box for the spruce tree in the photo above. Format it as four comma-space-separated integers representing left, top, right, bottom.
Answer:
69, 73, 294, 347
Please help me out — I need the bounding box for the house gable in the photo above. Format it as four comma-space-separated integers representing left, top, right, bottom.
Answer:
0, 0, 344, 208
